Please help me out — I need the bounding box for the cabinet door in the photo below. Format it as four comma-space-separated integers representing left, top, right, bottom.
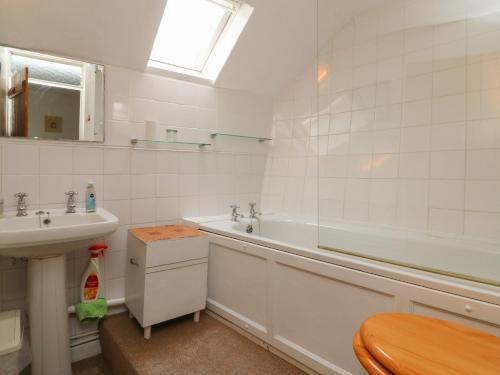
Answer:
143, 262, 208, 327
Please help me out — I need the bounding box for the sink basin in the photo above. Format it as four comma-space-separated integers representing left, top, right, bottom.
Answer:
0, 208, 119, 258
0, 207, 119, 375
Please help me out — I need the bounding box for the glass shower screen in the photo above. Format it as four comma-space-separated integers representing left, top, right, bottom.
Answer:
316, 0, 500, 286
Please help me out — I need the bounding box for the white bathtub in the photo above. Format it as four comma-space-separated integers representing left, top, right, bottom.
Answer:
185, 215, 500, 375
191, 215, 500, 287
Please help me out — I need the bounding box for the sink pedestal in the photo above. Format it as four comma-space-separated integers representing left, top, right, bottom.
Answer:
28, 255, 72, 375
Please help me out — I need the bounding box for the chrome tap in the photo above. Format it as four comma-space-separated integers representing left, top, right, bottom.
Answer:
65, 191, 78, 213
230, 205, 244, 222
248, 202, 261, 219
14, 192, 28, 216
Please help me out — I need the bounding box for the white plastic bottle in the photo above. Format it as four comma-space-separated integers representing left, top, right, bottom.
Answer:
80, 245, 107, 303
86, 180, 96, 213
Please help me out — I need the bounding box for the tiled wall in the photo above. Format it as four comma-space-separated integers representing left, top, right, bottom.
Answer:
0, 65, 273, 336
263, 0, 500, 242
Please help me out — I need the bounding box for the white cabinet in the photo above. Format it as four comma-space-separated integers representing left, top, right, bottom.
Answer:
125, 226, 209, 339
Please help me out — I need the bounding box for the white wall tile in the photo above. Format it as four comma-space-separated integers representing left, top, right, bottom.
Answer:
103, 200, 131, 225
403, 100, 432, 127
480, 89, 500, 118
178, 196, 199, 217
3, 144, 39, 175
371, 154, 399, 178
103, 148, 130, 174
372, 129, 400, 154
73, 148, 103, 175
431, 123, 466, 150
464, 211, 500, 240
398, 179, 429, 209
348, 155, 372, 178
433, 66, 466, 97
3, 175, 39, 207
466, 181, 500, 212
39, 146, 73, 174
104, 251, 127, 280
131, 150, 157, 174
467, 150, 500, 179
156, 197, 179, 221
131, 174, 155, 199
404, 74, 432, 101
156, 174, 179, 197
349, 132, 373, 154
429, 209, 464, 234
430, 150, 465, 179
399, 152, 429, 178
39, 175, 72, 204
103, 175, 130, 200
370, 180, 398, 205
432, 94, 466, 124
400, 126, 430, 152
467, 119, 500, 149
131, 198, 156, 224
429, 180, 465, 209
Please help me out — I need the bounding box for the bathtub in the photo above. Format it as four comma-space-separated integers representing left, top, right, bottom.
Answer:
185, 215, 500, 375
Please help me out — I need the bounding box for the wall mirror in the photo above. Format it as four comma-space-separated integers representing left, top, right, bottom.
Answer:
0, 46, 104, 142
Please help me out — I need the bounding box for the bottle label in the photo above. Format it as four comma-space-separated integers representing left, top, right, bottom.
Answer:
83, 272, 99, 300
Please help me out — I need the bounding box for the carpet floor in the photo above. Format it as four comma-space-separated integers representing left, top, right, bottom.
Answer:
73, 355, 112, 375
98, 311, 306, 375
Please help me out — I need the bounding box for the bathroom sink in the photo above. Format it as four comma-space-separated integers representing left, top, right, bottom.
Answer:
0, 207, 119, 375
0, 208, 119, 258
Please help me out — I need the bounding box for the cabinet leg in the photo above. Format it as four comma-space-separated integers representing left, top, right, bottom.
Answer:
194, 311, 200, 323
144, 326, 151, 340
128, 311, 133, 319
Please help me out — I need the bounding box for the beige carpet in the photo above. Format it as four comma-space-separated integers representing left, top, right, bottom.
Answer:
100, 311, 306, 375
73, 355, 112, 375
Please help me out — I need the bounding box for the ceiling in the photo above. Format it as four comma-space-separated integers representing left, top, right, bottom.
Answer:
0, 0, 392, 97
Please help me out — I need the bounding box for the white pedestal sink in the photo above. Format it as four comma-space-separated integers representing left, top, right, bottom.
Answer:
0, 208, 119, 375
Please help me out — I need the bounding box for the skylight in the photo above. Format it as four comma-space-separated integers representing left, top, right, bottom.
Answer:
148, 0, 253, 82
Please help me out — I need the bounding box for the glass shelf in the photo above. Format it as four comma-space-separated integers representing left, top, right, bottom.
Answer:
210, 132, 271, 142
130, 139, 211, 148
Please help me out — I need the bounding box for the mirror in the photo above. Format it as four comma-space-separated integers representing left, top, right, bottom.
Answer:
0, 46, 104, 142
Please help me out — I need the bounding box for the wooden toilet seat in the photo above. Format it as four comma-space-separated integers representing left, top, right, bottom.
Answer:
353, 330, 392, 375
353, 313, 500, 375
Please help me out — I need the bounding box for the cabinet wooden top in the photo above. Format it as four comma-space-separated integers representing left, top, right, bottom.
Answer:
129, 225, 205, 243
360, 313, 500, 375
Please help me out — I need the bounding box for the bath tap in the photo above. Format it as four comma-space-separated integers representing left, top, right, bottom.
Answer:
14, 192, 28, 216
65, 191, 78, 213
230, 205, 244, 222
248, 202, 261, 219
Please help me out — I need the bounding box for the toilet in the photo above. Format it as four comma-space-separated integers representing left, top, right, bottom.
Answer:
353, 313, 500, 375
